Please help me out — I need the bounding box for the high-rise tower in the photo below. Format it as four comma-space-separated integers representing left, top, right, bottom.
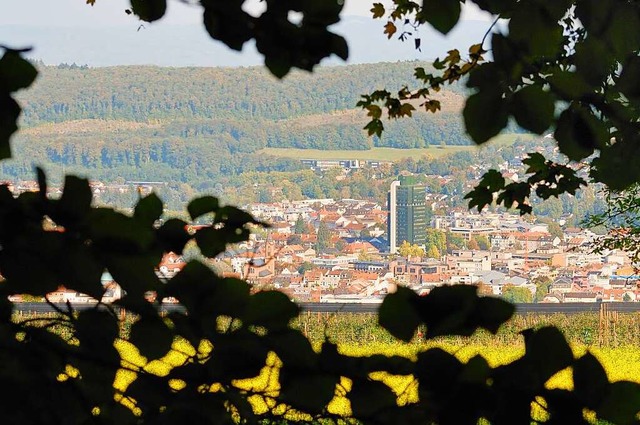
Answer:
387, 175, 427, 254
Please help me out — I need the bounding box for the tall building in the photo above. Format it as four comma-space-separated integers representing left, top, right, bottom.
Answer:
387, 175, 428, 254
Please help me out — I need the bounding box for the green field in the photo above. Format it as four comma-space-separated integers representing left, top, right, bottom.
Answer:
259, 133, 537, 162
260, 146, 477, 161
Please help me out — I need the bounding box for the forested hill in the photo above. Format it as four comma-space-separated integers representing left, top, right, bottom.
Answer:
16, 61, 473, 148
20, 61, 467, 124
4, 61, 499, 208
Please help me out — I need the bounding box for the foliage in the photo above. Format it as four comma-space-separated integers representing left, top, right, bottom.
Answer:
583, 184, 640, 267
501, 285, 534, 304
2, 1, 640, 424
364, 0, 640, 216
397, 240, 425, 258
293, 215, 306, 235
425, 228, 447, 254
315, 220, 331, 254
446, 230, 466, 252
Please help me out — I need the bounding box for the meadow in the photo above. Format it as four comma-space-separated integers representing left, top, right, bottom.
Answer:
259, 134, 535, 162
108, 311, 640, 422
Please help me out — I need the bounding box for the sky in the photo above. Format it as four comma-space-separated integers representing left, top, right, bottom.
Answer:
0, 0, 496, 67
0, 0, 492, 26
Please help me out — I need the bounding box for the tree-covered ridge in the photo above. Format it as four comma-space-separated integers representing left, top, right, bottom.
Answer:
17, 61, 466, 126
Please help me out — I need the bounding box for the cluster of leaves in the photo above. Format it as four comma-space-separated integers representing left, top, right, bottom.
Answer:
126, 0, 347, 78
466, 152, 585, 215
583, 183, 640, 267
363, 0, 640, 214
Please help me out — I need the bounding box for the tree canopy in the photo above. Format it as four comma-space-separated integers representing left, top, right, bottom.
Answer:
362, 0, 640, 215
2, 0, 640, 424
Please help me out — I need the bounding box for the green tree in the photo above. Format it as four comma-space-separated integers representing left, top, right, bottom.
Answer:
294, 214, 306, 234
502, 285, 534, 304
425, 228, 447, 253
315, 220, 331, 254
547, 221, 564, 241
426, 244, 441, 259
446, 231, 466, 252
298, 261, 315, 275
398, 240, 425, 258
474, 234, 491, 251
533, 276, 553, 303
286, 233, 303, 246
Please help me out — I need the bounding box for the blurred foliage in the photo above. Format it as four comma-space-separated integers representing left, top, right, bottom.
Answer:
1, 0, 640, 423
364, 0, 640, 216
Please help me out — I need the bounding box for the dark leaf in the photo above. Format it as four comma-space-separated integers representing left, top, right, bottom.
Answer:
471, 296, 515, 334
554, 106, 607, 161
420, 0, 461, 35
511, 86, 555, 134
89, 208, 155, 253
378, 286, 421, 342
524, 326, 573, 383
194, 226, 228, 258
279, 372, 338, 414
129, 315, 174, 361
0, 94, 19, 159
267, 329, 317, 370
202, 3, 252, 51
243, 290, 300, 331
75, 309, 119, 350
418, 285, 478, 338
134, 193, 163, 225
187, 195, 219, 221
415, 347, 463, 396
206, 332, 269, 381
130, 0, 166, 22
156, 218, 191, 255
463, 90, 508, 144
573, 352, 609, 409
0, 49, 38, 92
55, 175, 92, 226
597, 381, 640, 425
349, 378, 397, 417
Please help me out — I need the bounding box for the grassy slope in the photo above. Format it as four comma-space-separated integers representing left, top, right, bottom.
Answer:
259, 133, 535, 161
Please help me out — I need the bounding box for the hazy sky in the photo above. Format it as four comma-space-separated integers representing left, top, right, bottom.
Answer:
0, 0, 492, 27
0, 1, 495, 67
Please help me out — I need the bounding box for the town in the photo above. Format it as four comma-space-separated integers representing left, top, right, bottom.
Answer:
4, 171, 637, 305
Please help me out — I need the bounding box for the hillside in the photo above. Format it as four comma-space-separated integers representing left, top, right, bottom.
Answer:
2, 61, 526, 208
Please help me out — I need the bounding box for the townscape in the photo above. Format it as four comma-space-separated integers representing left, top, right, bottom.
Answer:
11, 180, 633, 305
